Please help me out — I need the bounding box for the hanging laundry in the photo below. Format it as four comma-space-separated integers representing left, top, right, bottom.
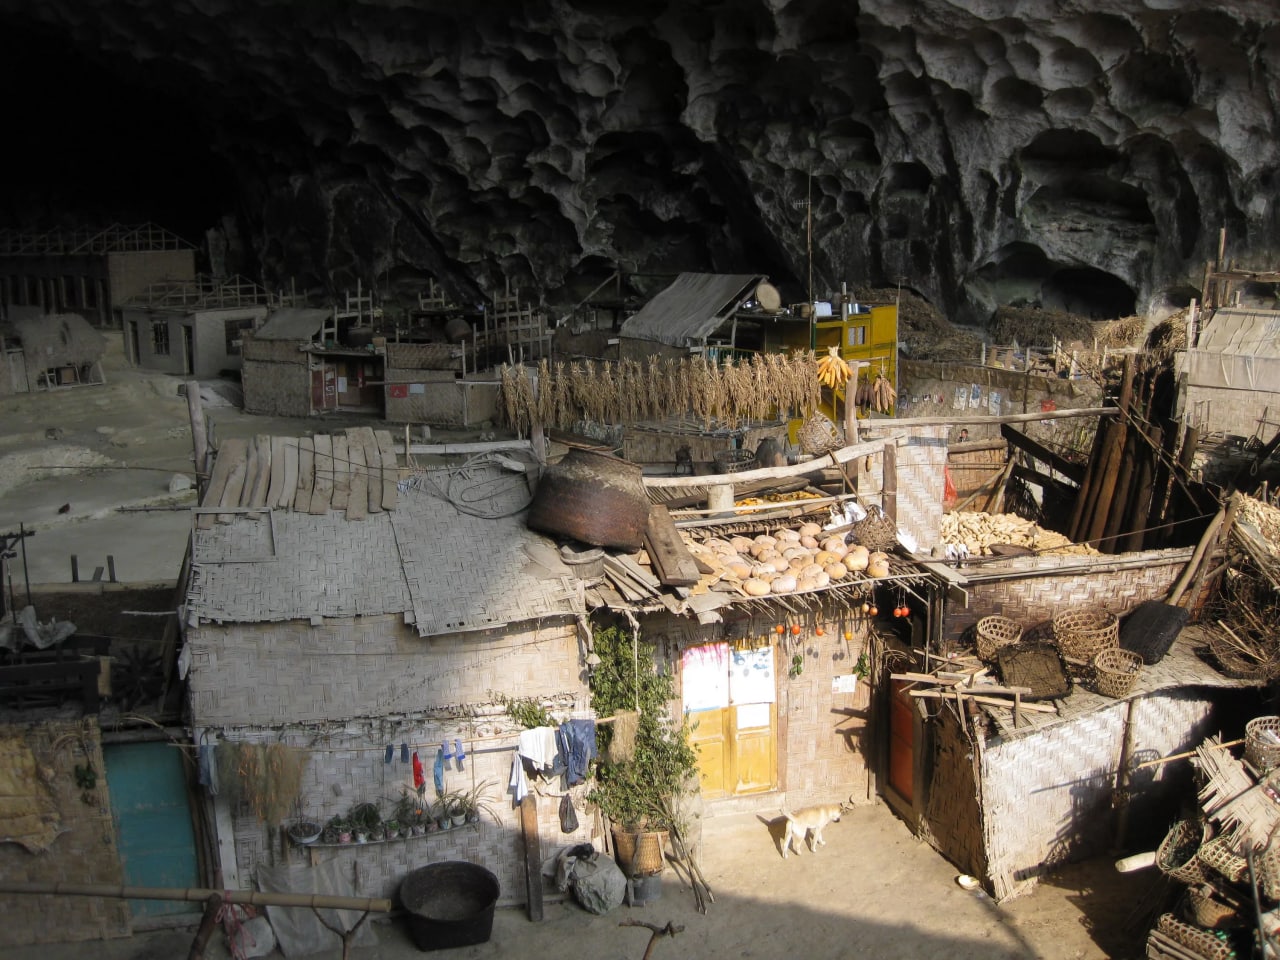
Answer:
400, 743, 409, 764
412, 751, 425, 795
384, 744, 394, 764
517, 726, 560, 772
454, 739, 466, 771
559, 719, 598, 787
433, 748, 445, 796
509, 749, 529, 804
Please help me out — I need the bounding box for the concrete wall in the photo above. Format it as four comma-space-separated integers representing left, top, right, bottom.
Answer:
191, 308, 266, 378
186, 614, 593, 904
0, 718, 130, 947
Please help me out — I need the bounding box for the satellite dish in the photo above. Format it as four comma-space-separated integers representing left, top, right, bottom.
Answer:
755, 282, 781, 312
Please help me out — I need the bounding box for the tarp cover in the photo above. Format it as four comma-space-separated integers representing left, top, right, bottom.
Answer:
0, 734, 61, 852
619, 273, 762, 347
1184, 306, 1280, 390
258, 859, 378, 957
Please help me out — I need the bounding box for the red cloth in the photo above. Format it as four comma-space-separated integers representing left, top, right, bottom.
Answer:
943, 464, 957, 504
412, 751, 425, 790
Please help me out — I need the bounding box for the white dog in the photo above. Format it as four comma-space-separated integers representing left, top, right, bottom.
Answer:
780, 799, 852, 858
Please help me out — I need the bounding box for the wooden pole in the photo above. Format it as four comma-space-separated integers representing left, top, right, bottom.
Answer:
185, 380, 207, 500
1101, 423, 1140, 552
1068, 415, 1110, 542
187, 893, 223, 960
882, 441, 897, 521
1146, 418, 1179, 548
1084, 357, 1135, 547
1166, 500, 1227, 606
1123, 423, 1162, 553
520, 795, 543, 921
0, 880, 391, 912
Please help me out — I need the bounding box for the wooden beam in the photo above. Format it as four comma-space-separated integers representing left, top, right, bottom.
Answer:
346, 440, 368, 521
643, 505, 701, 586
520, 795, 543, 922
309, 434, 334, 515
999, 424, 1084, 484
645, 435, 902, 489
293, 437, 314, 512
860, 406, 1117, 429
882, 440, 897, 521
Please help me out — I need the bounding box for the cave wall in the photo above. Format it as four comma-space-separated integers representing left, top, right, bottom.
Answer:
1, 1, 1277, 325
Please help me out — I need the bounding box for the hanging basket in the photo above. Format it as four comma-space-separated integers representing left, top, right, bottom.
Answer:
797, 413, 843, 455
975, 616, 1023, 662
850, 505, 898, 552
1245, 716, 1280, 775
1091, 647, 1143, 699
1052, 610, 1119, 662
1155, 819, 1209, 885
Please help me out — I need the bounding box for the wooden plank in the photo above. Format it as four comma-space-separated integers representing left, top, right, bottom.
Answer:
375, 429, 398, 510
643, 505, 701, 586
238, 433, 259, 507
247, 435, 272, 509
1000, 424, 1085, 484
279, 438, 299, 509
346, 440, 368, 521
309, 434, 334, 515
645, 435, 902, 489
294, 437, 314, 512
215, 438, 250, 524
264, 436, 287, 511
348, 427, 383, 514
908, 690, 1056, 713
520, 795, 543, 922
198, 440, 237, 530
331, 436, 350, 510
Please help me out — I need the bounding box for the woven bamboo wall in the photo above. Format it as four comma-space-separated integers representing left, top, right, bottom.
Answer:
919, 707, 987, 879
0, 718, 130, 947
980, 689, 1218, 902
385, 342, 463, 370
242, 358, 311, 417
218, 712, 594, 908
945, 548, 1192, 644
861, 425, 947, 550
187, 615, 585, 727
243, 338, 307, 363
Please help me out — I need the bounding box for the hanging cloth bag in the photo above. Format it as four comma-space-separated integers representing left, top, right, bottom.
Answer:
559, 793, 580, 833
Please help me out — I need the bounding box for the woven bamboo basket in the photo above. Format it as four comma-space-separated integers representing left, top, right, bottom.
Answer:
797, 413, 843, 455
975, 616, 1023, 662
1091, 647, 1143, 698
1156, 819, 1208, 884
1156, 913, 1234, 960
1178, 885, 1242, 930
1198, 836, 1247, 883
1257, 824, 1280, 900
1245, 716, 1280, 774
1052, 610, 1119, 661
713, 449, 757, 474
612, 828, 668, 877
850, 505, 898, 551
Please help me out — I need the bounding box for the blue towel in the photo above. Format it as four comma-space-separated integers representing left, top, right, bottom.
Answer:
433, 748, 445, 795
559, 719, 597, 786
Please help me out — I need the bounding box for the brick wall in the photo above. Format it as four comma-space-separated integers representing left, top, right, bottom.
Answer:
0, 718, 130, 947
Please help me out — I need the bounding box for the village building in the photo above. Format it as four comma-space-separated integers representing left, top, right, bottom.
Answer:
118, 275, 277, 378
0, 310, 107, 393
0, 223, 196, 328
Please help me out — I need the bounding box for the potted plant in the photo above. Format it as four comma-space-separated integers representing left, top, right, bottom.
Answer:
288, 817, 323, 845
587, 624, 699, 876
321, 815, 345, 845
349, 801, 382, 843
433, 798, 452, 831
454, 780, 501, 824
393, 791, 425, 837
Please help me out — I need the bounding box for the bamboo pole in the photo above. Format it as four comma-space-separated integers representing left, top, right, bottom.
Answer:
0, 881, 392, 913
1123, 423, 1162, 554
1166, 499, 1228, 605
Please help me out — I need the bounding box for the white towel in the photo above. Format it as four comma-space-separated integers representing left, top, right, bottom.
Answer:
509, 750, 529, 803
518, 726, 559, 770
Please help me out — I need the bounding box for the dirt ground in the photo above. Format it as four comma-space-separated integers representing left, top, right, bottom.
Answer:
4, 804, 1162, 960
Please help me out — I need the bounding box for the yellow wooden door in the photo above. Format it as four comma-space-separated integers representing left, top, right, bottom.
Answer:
689, 707, 729, 800
730, 702, 777, 794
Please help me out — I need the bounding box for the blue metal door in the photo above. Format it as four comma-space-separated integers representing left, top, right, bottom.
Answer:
103, 741, 200, 920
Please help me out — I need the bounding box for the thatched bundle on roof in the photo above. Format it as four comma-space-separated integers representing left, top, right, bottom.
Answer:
4, 313, 106, 370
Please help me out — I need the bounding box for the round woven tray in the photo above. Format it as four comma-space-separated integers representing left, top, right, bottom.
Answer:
975, 616, 1023, 662
1246, 716, 1280, 774
1052, 610, 1119, 661
1091, 647, 1143, 698
713, 449, 757, 474
797, 413, 843, 455
1156, 819, 1208, 885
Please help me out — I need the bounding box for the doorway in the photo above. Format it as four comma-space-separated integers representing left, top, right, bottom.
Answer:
684, 643, 778, 800
182, 325, 194, 376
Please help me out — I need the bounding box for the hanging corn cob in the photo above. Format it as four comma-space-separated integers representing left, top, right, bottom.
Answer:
816, 345, 852, 388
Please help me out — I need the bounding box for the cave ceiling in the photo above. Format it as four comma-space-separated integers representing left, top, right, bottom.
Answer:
1, 0, 1278, 325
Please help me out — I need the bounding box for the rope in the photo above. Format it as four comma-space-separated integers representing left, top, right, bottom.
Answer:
216, 895, 256, 960
400, 452, 537, 518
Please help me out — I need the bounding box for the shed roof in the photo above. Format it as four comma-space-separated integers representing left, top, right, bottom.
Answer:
1184, 307, 1280, 392
255, 308, 332, 341
619, 273, 764, 347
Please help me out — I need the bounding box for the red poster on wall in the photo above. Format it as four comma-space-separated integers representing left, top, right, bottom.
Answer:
388, 384, 409, 399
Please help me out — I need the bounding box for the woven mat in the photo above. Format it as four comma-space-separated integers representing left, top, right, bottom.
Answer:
996, 642, 1071, 701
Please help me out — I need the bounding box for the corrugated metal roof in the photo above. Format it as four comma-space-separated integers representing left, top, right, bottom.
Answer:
255, 307, 331, 341
1199, 307, 1280, 358
619, 273, 764, 347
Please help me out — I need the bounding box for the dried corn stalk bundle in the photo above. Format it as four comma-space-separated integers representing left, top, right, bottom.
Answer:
939, 511, 1098, 557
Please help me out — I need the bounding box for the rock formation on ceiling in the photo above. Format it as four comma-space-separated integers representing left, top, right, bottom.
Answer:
2, 0, 1278, 328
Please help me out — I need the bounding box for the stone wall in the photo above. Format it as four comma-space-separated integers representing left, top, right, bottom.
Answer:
0, 718, 130, 947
